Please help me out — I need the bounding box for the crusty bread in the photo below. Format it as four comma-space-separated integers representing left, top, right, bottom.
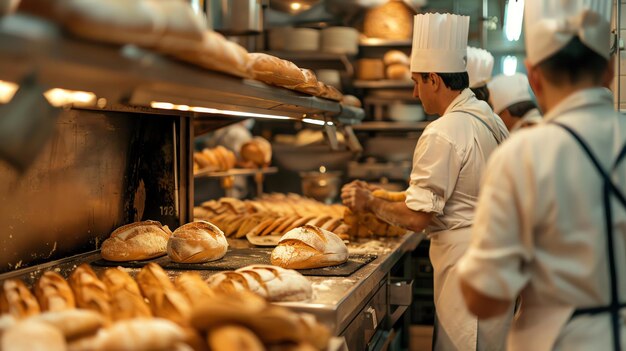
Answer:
168, 220, 228, 263
93, 318, 186, 351
268, 343, 318, 351
101, 267, 152, 320
28, 309, 105, 341
363, 0, 414, 40
1, 320, 66, 351
136, 263, 191, 326
206, 264, 312, 302
383, 50, 410, 66
34, 271, 75, 312
191, 290, 267, 331
318, 83, 343, 101
69, 264, 112, 321
241, 136, 272, 168
0, 314, 15, 336
341, 95, 362, 108
0, 278, 41, 319
271, 225, 348, 269
207, 325, 265, 351
386, 63, 411, 80
152, 0, 206, 52
294, 69, 322, 96
101, 220, 171, 262
248, 53, 306, 88
175, 272, 216, 306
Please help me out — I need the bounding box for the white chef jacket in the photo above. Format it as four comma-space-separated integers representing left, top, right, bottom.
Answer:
511, 108, 542, 132
405, 88, 509, 233
458, 87, 626, 351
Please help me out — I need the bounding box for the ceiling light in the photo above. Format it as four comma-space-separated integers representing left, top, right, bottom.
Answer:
0, 80, 19, 104
290, 2, 302, 10
44, 88, 97, 107
502, 56, 518, 76
150, 101, 293, 120
504, 0, 524, 42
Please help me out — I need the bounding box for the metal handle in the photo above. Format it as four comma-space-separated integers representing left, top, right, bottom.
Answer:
364, 306, 378, 330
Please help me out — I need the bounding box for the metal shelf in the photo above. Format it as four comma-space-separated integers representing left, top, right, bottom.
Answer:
359, 38, 413, 47
194, 166, 278, 179
0, 15, 363, 129
353, 80, 414, 89
263, 50, 355, 75
352, 121, 430, 132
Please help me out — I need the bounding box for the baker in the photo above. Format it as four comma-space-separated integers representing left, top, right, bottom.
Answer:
458, 0, 626, 349
466, 46, 495, 104
341, 12, 509, 350
488, 73, 542, 132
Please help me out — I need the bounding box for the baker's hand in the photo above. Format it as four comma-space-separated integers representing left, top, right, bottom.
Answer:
341, 185, 373, 213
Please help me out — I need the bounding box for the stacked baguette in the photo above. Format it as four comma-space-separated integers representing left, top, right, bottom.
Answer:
343, 189, 408, 238
193, 146, 236, 173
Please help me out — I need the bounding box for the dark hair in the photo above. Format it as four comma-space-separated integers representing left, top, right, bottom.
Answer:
505, 100, 538, 118
470, 84, 490, 104
537, 36, 609, 86
420, 72, 469, 91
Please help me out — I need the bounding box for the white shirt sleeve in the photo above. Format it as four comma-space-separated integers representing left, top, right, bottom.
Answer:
458, 143, 535, 300
405, 131, 462, 214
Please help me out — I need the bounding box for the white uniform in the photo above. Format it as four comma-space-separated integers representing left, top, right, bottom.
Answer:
458, 88, 626, 351
406, 88, 509, 350
511, 108, 543, 132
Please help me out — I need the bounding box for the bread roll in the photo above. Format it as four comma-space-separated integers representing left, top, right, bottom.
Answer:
271, 225, 348, 269
356, 59, 385, 81
29, 309, 105, 340
206, 264, 312, 302
175, 272, 216, 306
167, 220, 228, 263
383, 50, 410, 66
386, 63, 411, 80
97, 318, 186, 351
248, 53, 306, 88
191, 290, 267, 331
101, 220, 172, 262
207, 325, 265, 351
1, 320, 65, 351
34, 271, 75, 312
341, 95, 362, 108
0, 279, 41, 319
102, 267, 152, 320
241, 137, 272, 167
69, 264, 112, 320
136, 263, 191, 325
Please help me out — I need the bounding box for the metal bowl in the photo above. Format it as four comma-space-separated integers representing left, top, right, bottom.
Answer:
299, 171, 342, 203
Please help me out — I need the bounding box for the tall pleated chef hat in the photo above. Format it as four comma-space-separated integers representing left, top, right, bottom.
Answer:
487, 73, 533, 114
525, 0, 612, 65
466, 47, 494, 88
410, 13, 470, 73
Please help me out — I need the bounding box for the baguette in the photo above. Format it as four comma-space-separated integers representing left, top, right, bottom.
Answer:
101, 220, 172, 262
34, 271, 76, 312
372, 189, 406, 202
167, 220, 228, 263
241, 137, 272, 168
294, 69, 322, 96
28, 309, 105, 341
248, 53, 306, 88
190, 290, 267, 331
136, 263, 191, 325
92, 318, 186, 351
69, 264, 111, 321
271, 225, 348, 269
175, 272, 216, 306
0, 279, 41, 319
101, 267, 152, 320
207, 325, 265, 351
1, 320, 65, 351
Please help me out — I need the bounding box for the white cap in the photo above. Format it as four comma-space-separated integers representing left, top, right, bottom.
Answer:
410, 13, 470, 73
466, 47, 494, 88
525, 0, 612, 65
487, 73, 533, 114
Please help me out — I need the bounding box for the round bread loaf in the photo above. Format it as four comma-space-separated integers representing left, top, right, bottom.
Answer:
241, 137, 272, 167
356, 59, 385, 81
383, 50, 410, 66
101, 220, 172, 262
167, 220, 228, 263
271, 225, 348, 269
386, 64, 411, 80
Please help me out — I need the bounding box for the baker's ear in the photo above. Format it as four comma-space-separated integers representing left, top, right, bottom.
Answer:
430, 72, 440, 90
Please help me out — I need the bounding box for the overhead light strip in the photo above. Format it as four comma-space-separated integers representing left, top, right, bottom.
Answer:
150, 101, 293, 120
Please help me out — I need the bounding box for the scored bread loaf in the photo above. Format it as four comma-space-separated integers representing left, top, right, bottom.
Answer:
28, 309, 105, 341
318, 83, 343, 101
101, 220, 172, 262
1, 320, 66, 351
175, 272, 216, 306
294, 69, 323, 96
207, 325, 265, 351
206, 264, 312, 302
69, 264, 112, 321
271, 225, 348, 269
101, 267, 152, 320
240, 137, 272, 168
0, 279, 41, 319
34, 271, 75, 312
248, 53, 306, 88
168, 221, 228, 263
136, 263, 191, 326
88, 318, 186, 351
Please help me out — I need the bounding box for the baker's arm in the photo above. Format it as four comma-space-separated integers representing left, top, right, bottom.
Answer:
460, 278, 513, 319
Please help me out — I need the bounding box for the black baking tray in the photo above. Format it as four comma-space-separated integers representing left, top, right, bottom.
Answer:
92, 248, 377, 277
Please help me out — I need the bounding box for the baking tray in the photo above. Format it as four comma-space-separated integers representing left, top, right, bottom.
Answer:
92, 248, 376, 277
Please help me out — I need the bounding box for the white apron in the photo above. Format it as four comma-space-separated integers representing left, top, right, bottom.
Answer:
430, 228, 511, 351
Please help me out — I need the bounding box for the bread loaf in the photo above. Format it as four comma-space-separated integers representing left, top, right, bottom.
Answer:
102, 267, 152, 320
29, 309, 105, 340
363, 0, 414, 40
34, 271, 75, 312
248, 53, 306, 88
1, 320, 66, 351
0, 279, 41, 319
294, 69, 322, 96
318, 83, 343, 101
95, 318, 186, 351
69, 264, 112, 320
194, 146, 236, 172
356, 59, 385, 81
383, 50, 410, 66
271, 225, 348, 269
386, 64, 411, 80
341, 95, 362, 108
175, 272, 216, 306
101, 220, 172, 262
206, 264, 312, 302
167, 221, 228, 263
136, 263, 191, 325
191, 290, 267, 331
152, 0, 206, 52
207, 325, 265, 351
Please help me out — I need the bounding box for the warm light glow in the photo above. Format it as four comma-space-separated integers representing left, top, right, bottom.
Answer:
44, 88, 97, 107
302, 118, 326, 125
504, 0, 524, 42
319, 165, 327, 173
150, 101, 293, 120
502, 56, 518, 76
0, 80, 19, 104
290, 2, 302, 10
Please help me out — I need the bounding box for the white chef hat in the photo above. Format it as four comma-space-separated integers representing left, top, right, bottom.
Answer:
525, 0, 613, 65
466, 47, 494, 88
487, 73, 533, 114
410, 13, 470, 73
